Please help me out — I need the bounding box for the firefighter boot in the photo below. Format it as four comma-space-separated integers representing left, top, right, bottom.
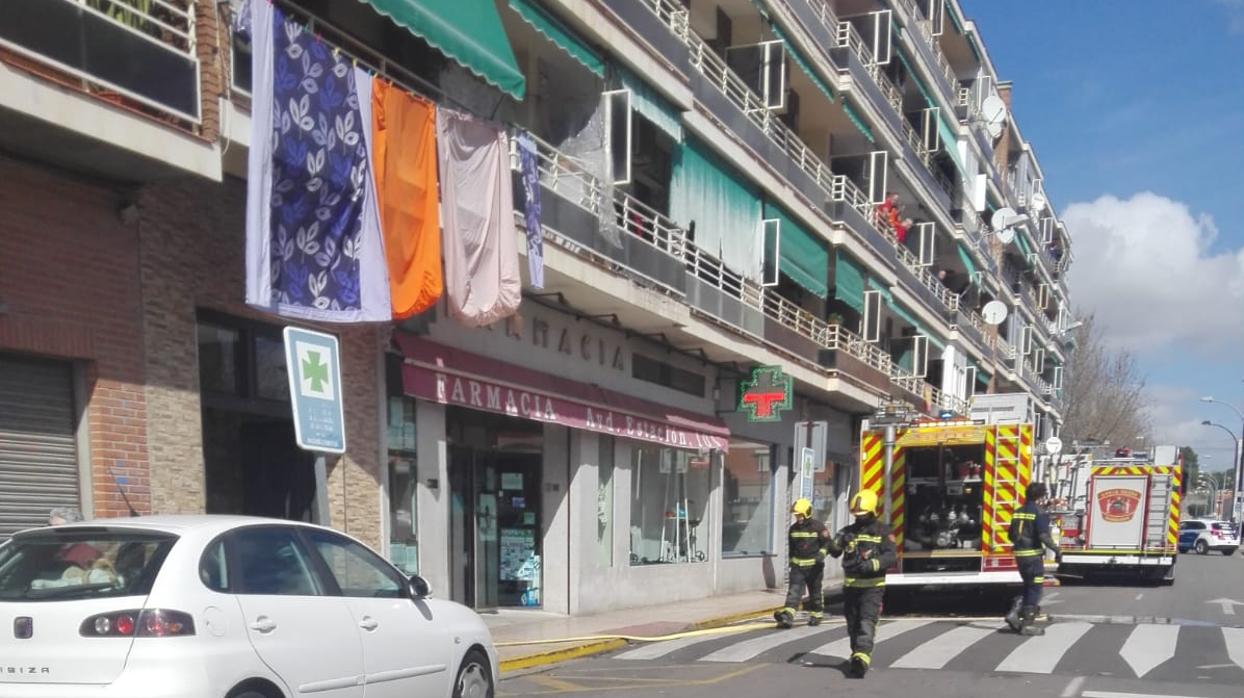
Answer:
808, 612, 823, 627
849, 652, 870, 679
1019, 606, 1044, 636
774, 609, 794, 629
1005, 597, 1023, 633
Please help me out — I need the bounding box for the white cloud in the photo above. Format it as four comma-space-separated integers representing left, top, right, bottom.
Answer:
1064, 193, 1244, 358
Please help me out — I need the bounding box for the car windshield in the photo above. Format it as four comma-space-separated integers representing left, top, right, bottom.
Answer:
0, 528, 177, 602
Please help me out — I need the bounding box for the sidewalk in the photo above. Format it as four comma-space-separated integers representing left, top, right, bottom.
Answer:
486, 588, 794, 672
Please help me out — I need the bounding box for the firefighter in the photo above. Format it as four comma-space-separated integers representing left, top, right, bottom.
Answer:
1006, 482, 1062, 635
775, 498, 831, 629
827, 489, 896, 679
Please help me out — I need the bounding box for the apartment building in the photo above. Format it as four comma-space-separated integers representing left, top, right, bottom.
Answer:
0, 0, 1072, 614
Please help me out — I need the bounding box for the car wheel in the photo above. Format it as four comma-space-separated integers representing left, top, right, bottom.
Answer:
1195, 539, 1209, 555
453, 649, 494, 698
1223, 548, 1239, 556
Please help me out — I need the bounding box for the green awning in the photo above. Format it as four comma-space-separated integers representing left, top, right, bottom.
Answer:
940, 119, 966, 174
842, 99, 875, 143
765, 201, 828, 298
1016, 230, 1033, 262
670, 137, 762, 278
956, 242, 978, 285
867, 276, 893, 303
897, 51, 934, 107
619, 66, 683, 141
772, 24, 834, 103
364, 0, 526, 99
835, 254, 867, 312
509, 0, 603, 77
883, 292, 945, 350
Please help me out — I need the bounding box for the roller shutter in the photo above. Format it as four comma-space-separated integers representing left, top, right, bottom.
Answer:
0, 354, 80, 539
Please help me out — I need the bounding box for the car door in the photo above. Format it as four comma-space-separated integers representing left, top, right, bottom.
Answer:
302, 528, 453, 698
229, 526, 365, 698
1178, 522, 1201, 550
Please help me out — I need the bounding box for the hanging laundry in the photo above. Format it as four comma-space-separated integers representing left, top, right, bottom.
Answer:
244, 1, 390, 322
371, 82, 443, 318
516, 131, 544, 289
437, 108, 521, 327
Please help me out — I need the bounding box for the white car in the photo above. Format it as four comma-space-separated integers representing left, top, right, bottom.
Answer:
0, 516, 497, 698
1178, 519, 1240, 556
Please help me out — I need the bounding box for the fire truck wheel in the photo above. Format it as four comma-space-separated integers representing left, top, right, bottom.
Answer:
1195, 539, 1209, 555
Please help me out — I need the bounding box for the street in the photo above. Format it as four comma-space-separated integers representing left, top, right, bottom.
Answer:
501, 554, 1244, 698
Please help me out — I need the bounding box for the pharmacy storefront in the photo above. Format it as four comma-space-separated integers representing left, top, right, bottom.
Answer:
384, 304, 788, 614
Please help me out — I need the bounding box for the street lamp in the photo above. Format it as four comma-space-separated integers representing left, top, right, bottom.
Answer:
1201, 395, 1244, 523
1200, 418, 1241, 522
1197, 475, 1219, 518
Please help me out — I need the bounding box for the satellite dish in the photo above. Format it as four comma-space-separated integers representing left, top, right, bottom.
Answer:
981, 300, 1009, 326
995, 227, 1016, 244
980, 95, 1007, 140
1029, 192, 1047, 214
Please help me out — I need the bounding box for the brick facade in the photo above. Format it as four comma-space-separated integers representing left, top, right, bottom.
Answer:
0, 156, 151, 519
136, 176, 384, 547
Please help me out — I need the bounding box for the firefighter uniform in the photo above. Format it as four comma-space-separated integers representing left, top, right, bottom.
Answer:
1007, 483, 1060, 635
776, 499, 829, 628
828, 490, 896, 678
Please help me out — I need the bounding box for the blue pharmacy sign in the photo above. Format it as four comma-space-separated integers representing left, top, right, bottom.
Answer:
283, 327, 346, 454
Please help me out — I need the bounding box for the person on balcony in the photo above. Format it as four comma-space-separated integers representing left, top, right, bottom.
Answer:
876, 192, 903, 238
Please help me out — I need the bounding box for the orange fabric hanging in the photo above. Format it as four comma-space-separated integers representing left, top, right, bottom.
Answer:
372, 81, 443, 319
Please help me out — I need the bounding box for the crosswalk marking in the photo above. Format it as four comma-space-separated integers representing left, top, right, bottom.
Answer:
890, 622, 1003, 669
1224, 627, 1244, 671
810, 619, 934, 660
1118, 624, 1179, 677
617, 630, 754, 661
699, 624, 834, 663
995, 622, 1092, 674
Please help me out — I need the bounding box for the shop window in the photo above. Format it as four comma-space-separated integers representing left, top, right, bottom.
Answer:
197, 323, 241, 395
387, 395, 418, 576
632, 354, 706, 397
254, 334, 291, 402
630, 446, 712, 565
722, 442, 774, 558
597, 436, 615, 567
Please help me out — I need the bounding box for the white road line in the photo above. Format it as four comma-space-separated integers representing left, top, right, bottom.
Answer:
1223, 627, 1244, 672
890, 622, 1002, 669
1084, 686, 1219, 691
1119, 624, 1179, 678
1060, 676, 1085, 698
699, 624, 834, 663
809, 619, 934, 660
617, 632, 744, 661
995, 621, 1092, 674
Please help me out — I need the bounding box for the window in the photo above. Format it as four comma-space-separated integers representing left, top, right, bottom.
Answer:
254, 334, 291, 401
630, 446, 712, 565
305, 529, 405, 599
196, 312, 295, 403
597, 436, 615, 567
631, 354, 706, 397
722, 442, 773, 557
200, 539, 229, 592
197, 323, 241, 395
387, 393, 418, 575
0, 529, 176, 602
232, 527, 322, 596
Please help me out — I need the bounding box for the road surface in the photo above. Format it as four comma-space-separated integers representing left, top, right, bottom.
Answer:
501, 553, 1244, 698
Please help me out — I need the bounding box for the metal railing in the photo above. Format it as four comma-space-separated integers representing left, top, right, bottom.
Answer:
88, 0, 196, 55
889, 236, 959, 313
836, 21, 903, 115
515, 130, 964, 415
900, 117, 933, 169
894, 0, 958, 99
996, 335, 1017, 361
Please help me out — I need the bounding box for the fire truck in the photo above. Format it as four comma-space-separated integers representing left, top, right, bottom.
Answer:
1050, 446, 1182, 584
858, 409, 1036, 586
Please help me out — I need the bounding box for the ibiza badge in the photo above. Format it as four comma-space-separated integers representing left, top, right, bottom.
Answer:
1096, 488, 1142, 523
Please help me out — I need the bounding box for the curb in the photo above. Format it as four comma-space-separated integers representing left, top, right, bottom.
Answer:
498, 595, 797, 674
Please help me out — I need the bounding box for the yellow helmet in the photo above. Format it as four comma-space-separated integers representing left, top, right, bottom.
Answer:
791, 498, 813, 517
850, 490, 880, 517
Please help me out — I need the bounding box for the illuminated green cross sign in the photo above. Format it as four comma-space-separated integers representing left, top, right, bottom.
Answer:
739, 365, 793, 422
302, 351, 329, 393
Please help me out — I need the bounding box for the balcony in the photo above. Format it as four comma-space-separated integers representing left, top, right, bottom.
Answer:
0, 0, 217, 180
517, 131, 966, 416
892, 0, 958, 106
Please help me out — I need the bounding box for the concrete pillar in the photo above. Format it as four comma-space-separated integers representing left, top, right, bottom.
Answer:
415, 401, 449, 597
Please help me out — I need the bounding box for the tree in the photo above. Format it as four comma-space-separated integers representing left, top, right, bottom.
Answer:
1060, 313, 1152, 448
1181, 446, 1200, 495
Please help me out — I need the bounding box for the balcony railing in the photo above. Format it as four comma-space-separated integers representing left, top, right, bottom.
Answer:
889, 236, 960, 313
996, 335, 1017, 361
516, 131, 966, 415
0, 0, 201, 122
894, 0, 958, 99
836, 20, 903, 115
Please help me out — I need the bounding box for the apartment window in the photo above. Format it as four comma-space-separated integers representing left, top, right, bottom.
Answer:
632, 354, 706, 397
387, 394, 419, 576
722, 442, 774, 558
630, 446, 711, 565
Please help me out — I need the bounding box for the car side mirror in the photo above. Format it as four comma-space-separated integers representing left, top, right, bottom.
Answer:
410, 574, 432, 599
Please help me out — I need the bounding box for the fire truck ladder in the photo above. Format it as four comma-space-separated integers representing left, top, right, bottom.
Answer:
1145, 469, 1172, 551
992, 428, 1023, 549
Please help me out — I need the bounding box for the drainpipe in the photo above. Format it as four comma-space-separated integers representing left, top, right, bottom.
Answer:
883, 424, 896, 525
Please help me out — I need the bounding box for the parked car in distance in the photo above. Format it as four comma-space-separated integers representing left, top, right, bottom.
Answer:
1178, 519, 1240, 556
0, 515, 497, 698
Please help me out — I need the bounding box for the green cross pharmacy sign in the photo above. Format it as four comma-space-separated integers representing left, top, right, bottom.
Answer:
283, 326, 346, 454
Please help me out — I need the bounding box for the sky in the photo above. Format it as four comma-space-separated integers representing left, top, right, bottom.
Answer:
960, 1, 1244, 474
